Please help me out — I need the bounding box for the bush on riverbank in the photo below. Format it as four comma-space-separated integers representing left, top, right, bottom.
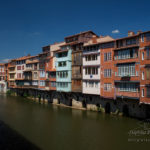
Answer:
6, 90, 15, 96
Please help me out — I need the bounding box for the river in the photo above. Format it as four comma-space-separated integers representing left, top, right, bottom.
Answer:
0, 94, 149, 150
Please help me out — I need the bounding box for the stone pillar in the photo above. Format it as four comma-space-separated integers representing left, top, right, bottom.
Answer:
53, 98, 59, 105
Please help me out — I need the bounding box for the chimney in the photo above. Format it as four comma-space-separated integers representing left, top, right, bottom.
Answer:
128, 31, 135, 36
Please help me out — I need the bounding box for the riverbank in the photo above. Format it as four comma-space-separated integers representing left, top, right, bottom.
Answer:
0, 120, 40, 150
7, 88, 150, 119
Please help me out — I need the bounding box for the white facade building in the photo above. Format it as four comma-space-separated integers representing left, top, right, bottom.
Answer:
82, 38, 101, 95
82, 36, 114, 95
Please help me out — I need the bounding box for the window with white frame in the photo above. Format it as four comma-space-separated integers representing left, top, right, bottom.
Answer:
85, 67, 98, 75
104, 52, 112, 61
142, 72, 144, 80
117, 64, 135, 77
40, 81, 45, 86
104, 83, 112, 91
40, 71, 45, 78
104, 69, 112, 77
117, 83, 138, 92
141, 34, 144, 42
142, 89, 144, 97
142, 52, 144, 60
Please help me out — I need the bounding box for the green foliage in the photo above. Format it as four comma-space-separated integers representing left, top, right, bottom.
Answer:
23, 93, 29, 97
6, 90, 11, 96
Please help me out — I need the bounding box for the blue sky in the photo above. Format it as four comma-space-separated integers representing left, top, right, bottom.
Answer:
0, 0, 150, 62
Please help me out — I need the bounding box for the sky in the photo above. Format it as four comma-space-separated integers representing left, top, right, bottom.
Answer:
0, 0, 150, 62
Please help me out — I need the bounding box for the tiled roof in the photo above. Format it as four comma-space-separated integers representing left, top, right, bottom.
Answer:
15, 55, 32, 61
65, 30, 98, 39
84, 36, 114, 46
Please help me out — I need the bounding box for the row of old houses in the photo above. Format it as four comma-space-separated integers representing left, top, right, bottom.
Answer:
0, 30, 150, 112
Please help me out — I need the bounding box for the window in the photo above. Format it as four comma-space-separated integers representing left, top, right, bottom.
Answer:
58, 61, 67, 67
85, 54, 98, 61
104, 69, 112, 77
57, 82, 68, 88
104, 52, 112, 61
17, 73, 22, 79
58, 52, 68, 58
118, 83, 138, 92
40, 81, 45, 87
89, 81, 94, 88
51, 82, 56, 87
142, 89, 144, 97
142, 52, 144, 60
117, 64, 135, 77
101, 42, 114, 49
142, 72, 144, 80
50, 72, 56, 78
33, 72, 38, 79
95, 82, 98, 88
32, 81, 38, 86
141, 34, 144, 42
115, 49, 138, 60
126, 38, 136, 45
17, 66, 22, 70
146, 33, 150, 41
40, 71, 45, 78
85, 81, 87, 87
85, 67, 98, 75
104, 83, 112, 91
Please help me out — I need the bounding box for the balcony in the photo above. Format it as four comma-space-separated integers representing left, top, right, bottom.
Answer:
24, 77, 32, 80
72, 73, 82, 79
120, 75, 131, 81
9, 70, 16, 73
24, 68, 33, 72
17, 85, 38, 89
26, 60, 39, 64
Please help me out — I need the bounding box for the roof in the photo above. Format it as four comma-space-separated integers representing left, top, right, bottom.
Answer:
60, 41, 80, 46
84, 36, 114, 46
65, 30, 98, 39
55, 49, 68, 54
116, 30, 150, 41
116, 34, 139, 41
50, 42, 66, 52
15, 55, 32, 61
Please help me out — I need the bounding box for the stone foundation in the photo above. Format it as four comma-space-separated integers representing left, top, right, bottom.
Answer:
87, 104, 99, 112
72, 99, 83, 109
53, 99, 59, 105
9, 88, 150, 119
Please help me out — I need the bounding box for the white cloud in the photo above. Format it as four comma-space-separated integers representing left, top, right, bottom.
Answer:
0, 59, 10, 63
112, 29, 120, 34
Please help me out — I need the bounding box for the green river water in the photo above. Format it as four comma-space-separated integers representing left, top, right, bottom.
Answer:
0, 94, 149, 150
